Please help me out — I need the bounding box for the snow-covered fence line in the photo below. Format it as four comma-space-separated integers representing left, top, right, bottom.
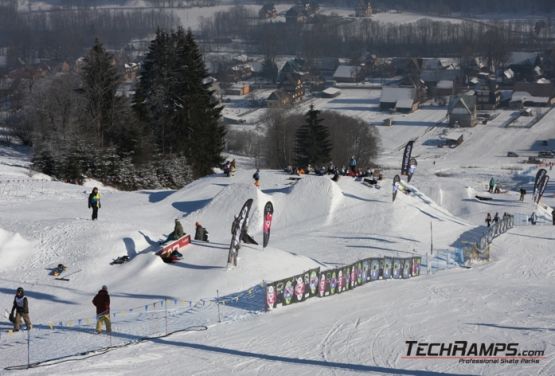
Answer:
0, 178, 51, 197
512, 213, 552, 226
463, 214, 514, 263
1, 285, 265, 370
265, 256, 423, 312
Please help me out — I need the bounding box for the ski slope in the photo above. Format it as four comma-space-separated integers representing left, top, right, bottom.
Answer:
1, 97, 555, 374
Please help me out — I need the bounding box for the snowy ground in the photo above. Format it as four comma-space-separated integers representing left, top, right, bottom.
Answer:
1, 97, 554, 374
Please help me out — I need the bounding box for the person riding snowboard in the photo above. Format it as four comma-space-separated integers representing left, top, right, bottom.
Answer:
10, 287, 32, 332
88, 187, 101, 220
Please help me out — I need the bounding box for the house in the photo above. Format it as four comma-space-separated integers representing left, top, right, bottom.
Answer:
259, 3, 277, 19
333, 65, 364, 83
448, 95, 477, 127
380, 87, 418, 113
355, 0, 372, 17
435, 80, 454, 97
279, 76, 304, 102
226, 82, 251, 96
513, 82, 555, 104
474, 77, 500, 110
321, 87, 341, 98
267, 90, 292, 107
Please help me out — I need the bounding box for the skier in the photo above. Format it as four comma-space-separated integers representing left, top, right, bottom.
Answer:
10, 287, 32, 332
88, 187, 101, 221
485, 213, 492, 227
493, 212, 500, 224
253, 169, 260, 188
519, 187, 526, 201
194, 222, 209, 242
349, 156, 357, 175
92, 285, 111, 334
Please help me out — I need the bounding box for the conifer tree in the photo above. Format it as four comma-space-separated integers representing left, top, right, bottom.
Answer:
295, 105, 332, 168
81, 38, 122, 148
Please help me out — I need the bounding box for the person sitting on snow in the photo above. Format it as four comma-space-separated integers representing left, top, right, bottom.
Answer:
161, 219, 185, 244
194, 222, 209, 242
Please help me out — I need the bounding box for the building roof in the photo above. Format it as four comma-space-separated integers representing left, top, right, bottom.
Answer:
436, 80, 454, 90
513, 82, 555, 98
396, 98, 414, 109
380, 87, 416, 103
448, 95, 476, 114
322, 87, 341, 96
507, 52, 539, 66
333, 65, 362, 79
510, 91, 550, 104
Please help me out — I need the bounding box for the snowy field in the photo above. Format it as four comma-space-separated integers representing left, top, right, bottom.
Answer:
1, 83, 555, 374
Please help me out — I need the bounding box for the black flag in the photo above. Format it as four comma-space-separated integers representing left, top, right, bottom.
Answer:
228, 199, 253, 266
533, 169, 547, 199
401, 141, 414, 175
536, 174, 550, 203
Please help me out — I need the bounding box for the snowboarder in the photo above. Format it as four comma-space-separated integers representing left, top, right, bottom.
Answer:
349, 156, 357, 175
253, 169, 260, 188
488, 177, 496, 193
88, 187, 101, 220
519, 187, 526, 201
92, 285, 111, 334
10, 287, 32, 332
230, 159, 237, 175
194, 222, 209, 242
163, 219, 184, 244
493, 212, 500, 224
485, 213, 492, 227
392, 181, 399, 202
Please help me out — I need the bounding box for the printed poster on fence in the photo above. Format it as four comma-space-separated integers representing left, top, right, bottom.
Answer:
266, 267, 320, 310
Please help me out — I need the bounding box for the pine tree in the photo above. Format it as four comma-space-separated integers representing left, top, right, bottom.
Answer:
81, 39, 122, 148
295, 105, 332, 168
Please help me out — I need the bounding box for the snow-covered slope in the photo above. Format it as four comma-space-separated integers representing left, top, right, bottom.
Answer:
1, 107, 554, 374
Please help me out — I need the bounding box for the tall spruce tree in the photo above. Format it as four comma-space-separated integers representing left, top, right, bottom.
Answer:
134, 28, 224, 178
177, 29, 224, 177
295, 105, 332, 168
81, 39, 121, 148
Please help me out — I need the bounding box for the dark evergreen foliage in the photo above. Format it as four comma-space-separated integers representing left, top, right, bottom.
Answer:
295, 105, 332, 168
134, 28, 224, 178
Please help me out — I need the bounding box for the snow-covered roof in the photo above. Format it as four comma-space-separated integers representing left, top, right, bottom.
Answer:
322, 87, 341, 96
380, 87, 416, 103
436, 80, 454, 90
333, 65, 362, 79
510, 91, 550, 104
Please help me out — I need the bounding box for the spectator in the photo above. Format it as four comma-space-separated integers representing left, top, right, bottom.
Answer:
92, 285, 111, 334
88, 187, 101, 221
485, 213, 492, 227
10, 287, 31, 332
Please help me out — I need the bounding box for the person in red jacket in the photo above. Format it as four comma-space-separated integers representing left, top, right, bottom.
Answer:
92, 285, 111, 334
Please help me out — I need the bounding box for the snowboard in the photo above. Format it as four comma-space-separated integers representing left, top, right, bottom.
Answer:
475, 195, 493, 201
227, 199, 253, 267
262, 201, 274, 248
50, 264, 66, 277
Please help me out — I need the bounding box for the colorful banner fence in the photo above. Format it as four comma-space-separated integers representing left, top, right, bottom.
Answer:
265, 257, 421, 311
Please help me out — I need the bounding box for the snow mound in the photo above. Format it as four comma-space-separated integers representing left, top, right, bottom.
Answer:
0, 228, 34, 272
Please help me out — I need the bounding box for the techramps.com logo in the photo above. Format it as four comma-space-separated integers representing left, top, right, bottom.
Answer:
402, 341, 545, 364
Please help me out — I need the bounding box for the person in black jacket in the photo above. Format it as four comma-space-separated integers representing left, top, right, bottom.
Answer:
10, 287, 32, 331
194, 222, 209, 241
88, 187, 101, 220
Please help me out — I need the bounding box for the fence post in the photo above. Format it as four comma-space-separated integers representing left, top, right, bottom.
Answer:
27, 328, 30, 369
165, 298, 168, 335
216, 290, 221, 323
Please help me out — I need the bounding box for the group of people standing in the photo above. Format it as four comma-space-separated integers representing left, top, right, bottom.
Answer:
9, 285, 112, 335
